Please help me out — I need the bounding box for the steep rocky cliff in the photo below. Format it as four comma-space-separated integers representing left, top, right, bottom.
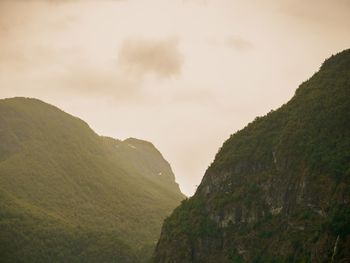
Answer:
154, 50, 350, 263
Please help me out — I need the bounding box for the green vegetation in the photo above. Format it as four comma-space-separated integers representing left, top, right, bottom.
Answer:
154, 50, 350, 262
164, 197, 220, 241
0, 97, 184, 262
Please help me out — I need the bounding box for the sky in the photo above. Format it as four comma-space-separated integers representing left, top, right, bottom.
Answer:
0, 0, 349, 196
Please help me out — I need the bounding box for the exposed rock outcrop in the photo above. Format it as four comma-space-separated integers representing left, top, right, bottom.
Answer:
153, 50, 350, 263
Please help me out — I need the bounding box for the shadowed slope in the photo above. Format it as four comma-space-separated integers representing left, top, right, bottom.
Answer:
154, 50, 350, 263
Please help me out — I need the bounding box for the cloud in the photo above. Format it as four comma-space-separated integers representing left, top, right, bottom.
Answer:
226, 35, 253, 51
57, 64, 143, 100
262, 0, 350, 29
118, 38, 184, 79
0, 0, 77, 70
58, 38, 185, 100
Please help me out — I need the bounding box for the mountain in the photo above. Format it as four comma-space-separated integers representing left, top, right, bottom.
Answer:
0, 97, 184, 262
153, 49, 350, 262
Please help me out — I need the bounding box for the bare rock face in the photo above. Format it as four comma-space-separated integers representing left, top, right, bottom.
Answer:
153, 50, 350, 263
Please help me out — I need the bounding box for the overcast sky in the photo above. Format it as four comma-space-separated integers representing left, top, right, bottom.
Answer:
1, 0, 349, 196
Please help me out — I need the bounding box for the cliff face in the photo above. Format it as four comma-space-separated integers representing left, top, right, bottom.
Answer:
154, 50, 350, 263
0, 98, 184, 262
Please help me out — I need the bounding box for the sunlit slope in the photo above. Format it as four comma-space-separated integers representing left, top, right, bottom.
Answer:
0, 97, 184, 262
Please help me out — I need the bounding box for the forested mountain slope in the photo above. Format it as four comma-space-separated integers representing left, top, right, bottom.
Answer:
0, 97, 184, 262
154, 50, 350, 262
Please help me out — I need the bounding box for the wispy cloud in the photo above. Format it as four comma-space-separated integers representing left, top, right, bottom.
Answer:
263, 0, 350, 28
226, 35, 253, 51
118, 38, 184, 79
58, 63, 143, 100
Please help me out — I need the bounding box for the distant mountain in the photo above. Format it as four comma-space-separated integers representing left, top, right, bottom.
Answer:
153, 49, 350, 262
0, 97, 184, 263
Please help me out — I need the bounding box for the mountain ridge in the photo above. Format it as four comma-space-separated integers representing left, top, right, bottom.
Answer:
0, 97, 184, 262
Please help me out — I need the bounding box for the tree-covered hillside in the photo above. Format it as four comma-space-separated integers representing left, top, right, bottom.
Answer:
0, 97, 184, 262
154, 50, 350, 262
